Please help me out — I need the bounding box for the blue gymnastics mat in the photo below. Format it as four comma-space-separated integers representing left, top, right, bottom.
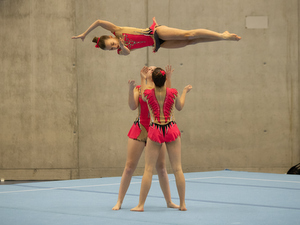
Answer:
0, 170, 299, 225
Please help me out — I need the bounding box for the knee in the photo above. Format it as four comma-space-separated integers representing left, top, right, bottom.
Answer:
144, 164, 155, 174
124, 163, 136, 175
183, 31, 195, 40
156, 164, 167, 176
172, 166, 183, 174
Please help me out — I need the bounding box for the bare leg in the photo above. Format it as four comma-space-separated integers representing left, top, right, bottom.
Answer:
131, 139, 161, 212
156, 143, 179, 208
166, 137, 187, 211
112, 139, 145, 210
160, 37, 223, 49
156, 25, 241, 41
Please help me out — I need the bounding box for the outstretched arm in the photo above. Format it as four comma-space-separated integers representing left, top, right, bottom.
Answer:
128, 80, 139, 110
175, 85, 192, 111
71, 20, 120, 41
165, 65, 174, 88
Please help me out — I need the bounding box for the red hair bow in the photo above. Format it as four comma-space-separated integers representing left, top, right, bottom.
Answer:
160, 70, 166, 76
95, 38, 100, 48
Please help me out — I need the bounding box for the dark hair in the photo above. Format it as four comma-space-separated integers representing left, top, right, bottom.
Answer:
92, 36, 110, 50
152, 68, 166, 88
287, 163, 300, 175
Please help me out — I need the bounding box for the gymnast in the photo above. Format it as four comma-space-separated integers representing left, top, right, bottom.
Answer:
112, 65, 178, 210
131, 66, 192, 212
72, 17, 241, 55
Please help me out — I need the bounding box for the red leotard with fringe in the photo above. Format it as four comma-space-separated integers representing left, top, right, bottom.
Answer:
143, 88, 181, 144
127, 86, 150, 142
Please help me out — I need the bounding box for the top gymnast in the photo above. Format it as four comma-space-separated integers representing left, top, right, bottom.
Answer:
72, 17, 241, 55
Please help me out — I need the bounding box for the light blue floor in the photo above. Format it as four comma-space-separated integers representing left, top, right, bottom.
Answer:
1, 170, 300, 225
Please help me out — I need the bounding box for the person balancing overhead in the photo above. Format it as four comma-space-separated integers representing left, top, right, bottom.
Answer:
72, 17, 241, 56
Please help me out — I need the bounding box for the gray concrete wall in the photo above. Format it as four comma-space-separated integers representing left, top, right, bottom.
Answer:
0, 0, 299, 180
0, 0, 78, 180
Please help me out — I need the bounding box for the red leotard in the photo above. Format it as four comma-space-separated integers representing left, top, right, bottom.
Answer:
143, 87, 181, 144
113, 21, 159, 54
127, 86, 150, 142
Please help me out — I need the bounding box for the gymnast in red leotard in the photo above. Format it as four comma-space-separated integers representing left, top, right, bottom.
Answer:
131, 67, 192, 212
112, 66, 179, 210
126, 83, 151, 143
72, 17, 241, 55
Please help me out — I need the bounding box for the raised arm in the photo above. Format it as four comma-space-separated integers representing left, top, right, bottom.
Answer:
128, 80, 139, 110
140, 66, 148, 101
165, 65, 174, 88
71, 20, 120, 41
175, 85, 192, 111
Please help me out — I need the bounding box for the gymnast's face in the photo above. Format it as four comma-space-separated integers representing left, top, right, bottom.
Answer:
104, 37, 119, 51
147, 66, 156, 80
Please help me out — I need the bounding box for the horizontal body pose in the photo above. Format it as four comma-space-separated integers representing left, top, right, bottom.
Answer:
131, 67, 192, 212
112, 66, 178, 210
72, 17, 241, 55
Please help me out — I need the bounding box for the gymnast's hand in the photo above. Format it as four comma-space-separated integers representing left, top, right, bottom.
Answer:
118, 37, 131, 55
71, 33, 86, 41
118, 37, 125, 47
183, 85, 192, 93
140, 66, 148, 79
165, 65, 174, 79
128, 80, 136, 91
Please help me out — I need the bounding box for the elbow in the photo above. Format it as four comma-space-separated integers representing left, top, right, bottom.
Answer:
128, 103, 138, 110
175, 105, 183, 111
130, 106, 137, 111
119, 51, 130, 56
175, 101, 184, 111
123, 51, 130, 56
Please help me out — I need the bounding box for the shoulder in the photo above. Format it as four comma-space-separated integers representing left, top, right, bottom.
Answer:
167, 88, 178, 96
113, 27, 123, 36
143, 88, 154, 96
134, 85, 141, 94
144, 88, 151, 94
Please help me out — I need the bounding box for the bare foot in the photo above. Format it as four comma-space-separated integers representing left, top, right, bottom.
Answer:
112, 202, 122, 210
179, 203, 187, 211
221, 31, 241, 41
167, 202, 180, 208
131, 205, 144, 212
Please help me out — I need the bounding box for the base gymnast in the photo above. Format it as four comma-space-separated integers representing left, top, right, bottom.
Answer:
131, 67, 192, 212
112, 65, 178, 210
72, 17, 241, 55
